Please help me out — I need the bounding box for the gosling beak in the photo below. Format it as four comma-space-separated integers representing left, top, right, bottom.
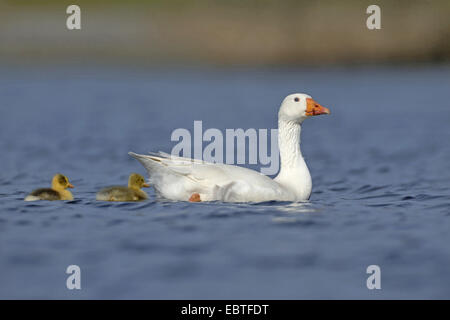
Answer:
306, 98, 330, 116
68, 183, 74, 188
142, 183, 150, 188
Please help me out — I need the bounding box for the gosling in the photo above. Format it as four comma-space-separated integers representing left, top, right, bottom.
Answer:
96, 173, 149, 202
24, 174, 74, 201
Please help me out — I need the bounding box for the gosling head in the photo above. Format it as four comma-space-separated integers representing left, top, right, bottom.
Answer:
128, 173, 150, 190
278, 93, 330, 124
51, 174, 74, 191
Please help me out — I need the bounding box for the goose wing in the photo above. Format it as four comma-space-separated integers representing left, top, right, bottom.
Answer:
129, 152, 286, 202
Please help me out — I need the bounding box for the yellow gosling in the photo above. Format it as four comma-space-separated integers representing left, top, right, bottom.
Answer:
96, 173, 149, 202
24, 174, 74, 201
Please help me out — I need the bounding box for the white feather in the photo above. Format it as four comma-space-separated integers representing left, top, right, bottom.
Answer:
130, 93, 327, 202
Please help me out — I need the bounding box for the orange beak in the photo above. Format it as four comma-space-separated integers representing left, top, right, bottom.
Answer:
142, 183, 150, 188
306, 98, 330, 116
68, 183, 74, 188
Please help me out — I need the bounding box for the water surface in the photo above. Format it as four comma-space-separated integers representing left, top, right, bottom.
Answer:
0, 65, 449, 299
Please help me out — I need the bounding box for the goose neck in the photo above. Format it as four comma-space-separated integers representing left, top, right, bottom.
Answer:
278, 119, 303, 168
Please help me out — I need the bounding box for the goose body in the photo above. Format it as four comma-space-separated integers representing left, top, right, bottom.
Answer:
96, 173, 149, 202
130, 93, 329, 203
24, 174, 74, 201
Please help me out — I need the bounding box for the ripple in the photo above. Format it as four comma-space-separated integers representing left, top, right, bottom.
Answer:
119, 241, 161, 253
366, 203, 394, 208
355, 184, 389, 194
242, 252, 319, 270
414, 194, 448, 201
377, 166, 390, 173
14, 220, 32, 226
329, 187, 349, 192
272, 216, 326, 227
67, 199, 83, 204
352, 192, 401, 200
426, 203, 450, 210
106, 218, 126, 226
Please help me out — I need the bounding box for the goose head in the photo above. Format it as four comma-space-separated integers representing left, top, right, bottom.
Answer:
278, 93, 330, 124
51, 173, 74, 191
128, 173, 150, 190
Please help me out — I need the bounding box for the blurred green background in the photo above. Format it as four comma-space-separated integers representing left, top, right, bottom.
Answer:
1, 0, 449, 66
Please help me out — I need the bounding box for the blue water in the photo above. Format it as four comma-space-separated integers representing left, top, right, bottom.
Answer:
0, 65, 449, 299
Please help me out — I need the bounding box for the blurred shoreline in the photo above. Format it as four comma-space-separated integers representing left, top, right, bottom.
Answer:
1, 0, 450, 66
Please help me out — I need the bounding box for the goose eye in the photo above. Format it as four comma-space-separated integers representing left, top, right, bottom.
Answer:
294, 97, 300, 102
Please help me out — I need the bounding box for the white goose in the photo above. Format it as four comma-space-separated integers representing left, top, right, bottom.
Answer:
129, 93, 330, 203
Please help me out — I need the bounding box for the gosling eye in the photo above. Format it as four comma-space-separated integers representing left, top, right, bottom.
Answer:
294, 97, 300, 102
